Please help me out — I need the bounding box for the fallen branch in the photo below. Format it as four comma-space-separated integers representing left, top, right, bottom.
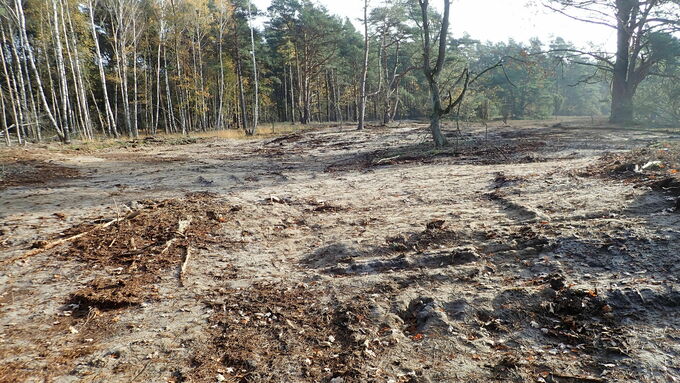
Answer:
373, 155, 400, 165
158, 216, 192, 256
549, 372, 606, 382
179, 246, 191, 287
1, 210, 142, 267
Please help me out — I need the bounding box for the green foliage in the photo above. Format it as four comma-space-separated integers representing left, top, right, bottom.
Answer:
4, 0, 677, 144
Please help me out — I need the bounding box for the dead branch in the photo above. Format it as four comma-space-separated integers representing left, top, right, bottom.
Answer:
549, 372, 606, 382
179, 246, 191, 287
373, 155, 400, 165
158, 216, 192, 256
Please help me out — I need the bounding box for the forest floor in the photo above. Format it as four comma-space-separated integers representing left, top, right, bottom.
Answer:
1, 117, 680, 383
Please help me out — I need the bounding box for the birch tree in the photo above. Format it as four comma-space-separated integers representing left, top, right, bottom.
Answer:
246, 0, 259, 135
357, 0, 369, 130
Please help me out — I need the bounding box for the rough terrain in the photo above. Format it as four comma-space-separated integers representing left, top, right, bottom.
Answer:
1, 117, 679, 383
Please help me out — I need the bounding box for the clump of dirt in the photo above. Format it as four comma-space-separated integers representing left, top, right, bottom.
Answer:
0, 159, 80, 189
584, 144, 680, 185
582, 144, 680, 210
264, 133, 303, 145
69, 277, 155, 310
265, 195, 347, 213
65, 192, 235, 310
192, 283, 381, 383
595, 143, 680, 175
386, 220, 458, 253
305, 199, 346, 213
492, 172, 526, 189
534, 278, 627, 355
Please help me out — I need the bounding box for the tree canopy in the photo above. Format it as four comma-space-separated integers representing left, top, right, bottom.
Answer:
0, 0, 678, 146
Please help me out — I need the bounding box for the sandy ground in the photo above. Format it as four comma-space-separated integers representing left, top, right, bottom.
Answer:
1, 117, 679, 383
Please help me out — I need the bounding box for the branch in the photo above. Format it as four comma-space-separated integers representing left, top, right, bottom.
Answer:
542, 2, 617, 30
542, 48, 615, 67
443, 68, 469, 115
470, 59, 504, 86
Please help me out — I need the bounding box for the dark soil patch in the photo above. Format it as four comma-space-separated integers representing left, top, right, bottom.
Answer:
65, 192, 235, 310
533, 278, 628, 355
99, 152, 189, 163
192, 283, 381, 382
264, 133, 303, 145
0, 159, 80, 189
325, 139, 546, 172
265, 195, 347, 213
69, 277, 154, 310
385, 220, 459, 253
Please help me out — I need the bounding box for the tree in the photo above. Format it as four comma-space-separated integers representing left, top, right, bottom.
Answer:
417, 0, 468, 146
246, 0, 259, 135
370, 2, 418, 125
267, 0, 346, 124
357, 0, 369, 130
544, 0, 680, 123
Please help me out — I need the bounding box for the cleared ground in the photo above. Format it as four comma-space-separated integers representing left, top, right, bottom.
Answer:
1, 118, 679, 383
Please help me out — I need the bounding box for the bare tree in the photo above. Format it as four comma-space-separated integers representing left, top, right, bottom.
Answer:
358, 0, 370, 130
0, 85, 9, 145
89, 0, 118, 137
418, 0, 469, 147
108, 0, 141, 137
246, 0, 259, 135
52, 0, 72, 143
7, 0, 63, 141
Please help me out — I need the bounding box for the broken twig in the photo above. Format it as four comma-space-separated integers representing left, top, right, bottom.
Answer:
179, 246, 191, 287
549, 372, 605, 382
158, 216, 192, 256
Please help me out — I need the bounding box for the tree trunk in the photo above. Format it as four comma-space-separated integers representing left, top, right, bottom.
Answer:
155, 41, 162, 134
64, 0, 93, 139
610, 0, 635, 123
132, 18, 139, 138
289, 63, 296, 125
283, 65, 289, 122
246, 0, 259, 135
52, 0, 71, 143
217, 5, 226, 130
65, 3, 89, 138
14, 0, 62, 139
419, 0, 460, 147
162, 45, 176, 134
9, 23, 31, 143
235, 44, 248, 133
357, 0, 369, 130
429, 113, 446, 147
89, 0, 117, 137
0, 82, 10, 145
1, 26, 23, 145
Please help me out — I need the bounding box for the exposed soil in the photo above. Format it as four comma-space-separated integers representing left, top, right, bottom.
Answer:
0, 159, 80, 190
1, 118, 679, 383
63, 192, 237, 311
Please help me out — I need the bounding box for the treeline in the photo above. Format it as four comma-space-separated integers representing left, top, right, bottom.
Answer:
0, 0, 673, 145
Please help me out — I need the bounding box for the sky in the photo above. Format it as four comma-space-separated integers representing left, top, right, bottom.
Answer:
250, 0, 617, 50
